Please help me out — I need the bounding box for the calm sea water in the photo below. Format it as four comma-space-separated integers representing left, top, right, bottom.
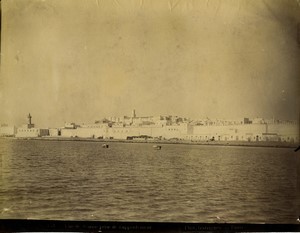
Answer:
0, 138, 299, 223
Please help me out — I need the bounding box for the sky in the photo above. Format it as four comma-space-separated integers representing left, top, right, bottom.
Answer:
0, 0, 299, 128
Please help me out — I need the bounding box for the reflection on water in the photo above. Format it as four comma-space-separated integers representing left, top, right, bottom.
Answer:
0, 139, 298, 223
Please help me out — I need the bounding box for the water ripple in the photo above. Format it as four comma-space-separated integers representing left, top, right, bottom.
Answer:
0, 139, 298, 223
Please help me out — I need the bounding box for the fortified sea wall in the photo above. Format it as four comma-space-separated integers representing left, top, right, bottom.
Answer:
189, 123, 298, 142
1, 113, 299, 144
58, 123, 299, 143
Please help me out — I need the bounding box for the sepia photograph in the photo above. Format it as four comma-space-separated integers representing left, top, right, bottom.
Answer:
0, 0, 299, 232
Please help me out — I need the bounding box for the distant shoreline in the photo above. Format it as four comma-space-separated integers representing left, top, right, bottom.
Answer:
1, 136, 298, 149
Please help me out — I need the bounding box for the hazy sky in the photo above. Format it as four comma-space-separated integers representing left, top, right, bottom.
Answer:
0, 0, 299, 127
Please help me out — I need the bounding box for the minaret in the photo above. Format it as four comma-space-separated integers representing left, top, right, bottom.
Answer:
27, 113, 34, 128
28, 113, 32, 125
132, 109, 136, 118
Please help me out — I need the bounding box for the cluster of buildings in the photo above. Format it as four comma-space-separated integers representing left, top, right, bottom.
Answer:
0, 111, 299, 143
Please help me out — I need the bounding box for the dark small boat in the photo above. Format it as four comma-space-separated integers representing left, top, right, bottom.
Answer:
153, 145, 161, 150
102, 144, 109, 148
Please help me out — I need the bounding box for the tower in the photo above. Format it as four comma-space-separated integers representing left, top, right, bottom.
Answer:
132, 109, 136, 118
27, 113, 34, 128
28, 113, 32, 125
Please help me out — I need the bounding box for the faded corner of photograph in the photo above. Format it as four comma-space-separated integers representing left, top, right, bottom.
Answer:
0, 0, 300, 230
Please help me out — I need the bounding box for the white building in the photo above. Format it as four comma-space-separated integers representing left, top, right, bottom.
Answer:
0, 124, 16, 136
15, 114, 49, 138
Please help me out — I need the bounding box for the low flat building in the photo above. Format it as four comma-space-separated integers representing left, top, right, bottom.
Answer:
0, 124, 17, 137
49, 128, 61, 137
16, 128, 49, 138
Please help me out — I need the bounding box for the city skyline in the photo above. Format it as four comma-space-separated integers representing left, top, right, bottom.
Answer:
1, 109, 298, 144
1, 110, 298, 129
0, 0, 299, 128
